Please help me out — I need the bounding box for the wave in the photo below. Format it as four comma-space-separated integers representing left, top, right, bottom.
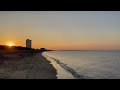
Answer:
42, 53, 89, 79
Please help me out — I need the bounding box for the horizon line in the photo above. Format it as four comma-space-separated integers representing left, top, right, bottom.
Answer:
50, 50, 120, 51
1, 45, 120, 51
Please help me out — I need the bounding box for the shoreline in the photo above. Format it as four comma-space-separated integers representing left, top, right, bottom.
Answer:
0, 51, 57, 79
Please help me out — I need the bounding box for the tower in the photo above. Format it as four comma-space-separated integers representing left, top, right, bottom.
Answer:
26, 39, 32, 48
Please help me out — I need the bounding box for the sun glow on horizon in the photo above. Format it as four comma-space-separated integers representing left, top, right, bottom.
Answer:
6, 42, 15, 47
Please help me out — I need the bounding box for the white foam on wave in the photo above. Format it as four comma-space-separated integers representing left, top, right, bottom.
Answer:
42, 52, 88, 79
42, 53, 75, 79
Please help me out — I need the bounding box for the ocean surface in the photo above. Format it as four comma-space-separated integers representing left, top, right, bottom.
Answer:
42, 50, 120, 79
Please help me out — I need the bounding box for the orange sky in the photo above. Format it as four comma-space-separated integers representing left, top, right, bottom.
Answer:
0, 11, 120, 50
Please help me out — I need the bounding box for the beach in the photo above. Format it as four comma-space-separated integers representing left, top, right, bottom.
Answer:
0, 50, 57, 79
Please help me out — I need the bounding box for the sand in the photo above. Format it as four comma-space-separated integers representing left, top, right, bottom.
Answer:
0, 52, 57, 79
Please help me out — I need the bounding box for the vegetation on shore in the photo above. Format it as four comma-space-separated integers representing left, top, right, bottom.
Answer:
0, 45, 40, 65
0, 45, 53, 64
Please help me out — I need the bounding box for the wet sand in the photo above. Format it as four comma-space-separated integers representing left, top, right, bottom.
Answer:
0, 52, 57, 79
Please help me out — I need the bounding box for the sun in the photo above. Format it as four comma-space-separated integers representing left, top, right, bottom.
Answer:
8, 44, 12, 47
6, 42, 14, 47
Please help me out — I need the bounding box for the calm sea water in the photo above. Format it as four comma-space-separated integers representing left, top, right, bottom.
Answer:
42, 50, 120, 79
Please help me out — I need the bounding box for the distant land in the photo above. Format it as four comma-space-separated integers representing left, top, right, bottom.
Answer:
0, 45, 52, 51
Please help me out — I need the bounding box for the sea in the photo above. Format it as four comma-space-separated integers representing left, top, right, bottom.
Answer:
42, 50, 120, 79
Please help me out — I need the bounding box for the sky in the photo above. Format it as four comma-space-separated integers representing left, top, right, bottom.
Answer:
0, 11, 120, 50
